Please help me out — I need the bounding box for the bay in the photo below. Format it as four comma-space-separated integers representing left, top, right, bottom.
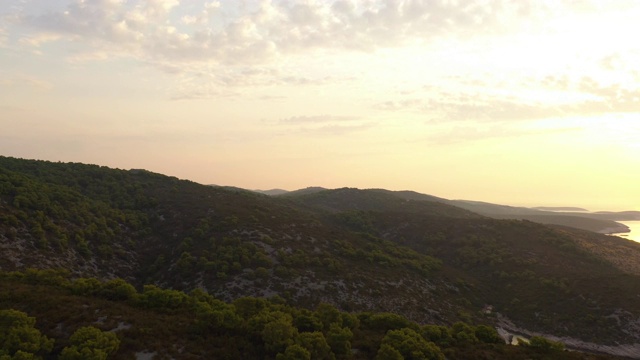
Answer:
610, 221, 640, 243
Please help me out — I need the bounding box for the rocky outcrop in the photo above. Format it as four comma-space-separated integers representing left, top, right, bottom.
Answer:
497, 313, 640, 359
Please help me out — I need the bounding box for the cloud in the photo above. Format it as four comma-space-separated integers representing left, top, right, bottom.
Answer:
274, 113, 372, 136
374, 71, 640, 122
13, 1, 565, 66
374, 95, 568, 123
169, 82, 239, 101
421, 123, 581, 146
19, 32, 63, 48
164, 63, 345, 99
296, 122, 376, 137
10, 1, 636, 101
374, 98, 427, 112
279, 115, 360, 124
180, 1, 221, 25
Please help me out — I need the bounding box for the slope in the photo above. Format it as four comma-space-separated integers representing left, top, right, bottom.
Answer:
2, 156, 640, 357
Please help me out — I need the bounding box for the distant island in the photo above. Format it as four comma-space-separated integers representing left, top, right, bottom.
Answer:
531, 206, 589, 212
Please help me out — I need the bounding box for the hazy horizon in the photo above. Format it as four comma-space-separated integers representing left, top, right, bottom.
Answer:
1, 1, 638, 212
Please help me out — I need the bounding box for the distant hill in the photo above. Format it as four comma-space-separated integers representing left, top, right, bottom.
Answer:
253, 188, 290, 196
492, 214, 628, 233
532, 206, 589, 212
444, 200, 630, 234
370, 188, 448, 203
280, 189, 631, 234
283, 187, 480, 219
278, 186, 327, 197
590, 210, 640, 221
2, 155, 640, 358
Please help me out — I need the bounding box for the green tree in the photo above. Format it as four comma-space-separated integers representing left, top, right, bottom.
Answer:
0, 309, 53, 360
366, 313, 413, 332
262, 315, 298, 354
233, 297, 270, 319
326, 324, 352, 358
315, 304, 341, 331
375, 344, 403, 360
59, 326, 120, 360
297, 332, 334, 360
379, 328, 444, 360
137, 285, 188, 309
474, 325, 503, 344
421, 325, 453, 347
450, 322, 478, 345
98, 278, 136, 301
294, 314, 323, 333
276, 344, 311, 360
70, 277, 102, 296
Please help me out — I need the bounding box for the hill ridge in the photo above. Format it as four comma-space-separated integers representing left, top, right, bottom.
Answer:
2, 155, 640, 358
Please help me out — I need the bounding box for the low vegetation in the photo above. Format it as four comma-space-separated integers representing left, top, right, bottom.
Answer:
0, 269, 616, 359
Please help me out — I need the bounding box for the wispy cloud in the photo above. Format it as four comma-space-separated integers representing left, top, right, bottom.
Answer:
6, 1, 568, 86
421, 123, 582, 146
273, 113, 372, 136
374, 70, 640, 122
296, 122, 376, 137
279, 115, 360, 124
7, 0, 637, 103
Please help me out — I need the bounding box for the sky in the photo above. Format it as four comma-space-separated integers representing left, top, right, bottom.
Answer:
1, 0, 639, 211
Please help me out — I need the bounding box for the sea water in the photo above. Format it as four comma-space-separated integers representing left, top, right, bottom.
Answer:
610, 221, 640, 243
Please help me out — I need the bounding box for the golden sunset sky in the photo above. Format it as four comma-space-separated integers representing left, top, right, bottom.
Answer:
1, 0, 638, 210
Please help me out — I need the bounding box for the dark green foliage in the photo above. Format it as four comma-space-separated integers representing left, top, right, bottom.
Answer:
59, 326, 120, 360
421, 325, 454, 347
276, 344, 311, 360
98, 279, 136, 301
450, 322, 479, 345
294, 313, 323, 333
0, 270, 618, 360
315, 303, 343, 331
13, 268, 71, 287
0, 159, 145, 268
378, 328, 444, 360
233, 297, 271, 319
361, 313, 416, 332
70, 278, 102, 296
527, 336, 566, 352
326, 324, 353, 357
297, 332, 333, 359
0, 309, 53, 360
375, 344, 404, 360
137, 285, 188, 310
474, 325, 503, 344
262, 313, 297, 353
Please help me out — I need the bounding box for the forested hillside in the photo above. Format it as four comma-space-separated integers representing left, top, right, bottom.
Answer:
1, 156, 640, 358
0, 269, 617, 359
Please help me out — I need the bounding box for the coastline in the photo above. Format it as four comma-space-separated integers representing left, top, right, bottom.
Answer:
598, 224, 630, 234
607, 220, 640, 243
